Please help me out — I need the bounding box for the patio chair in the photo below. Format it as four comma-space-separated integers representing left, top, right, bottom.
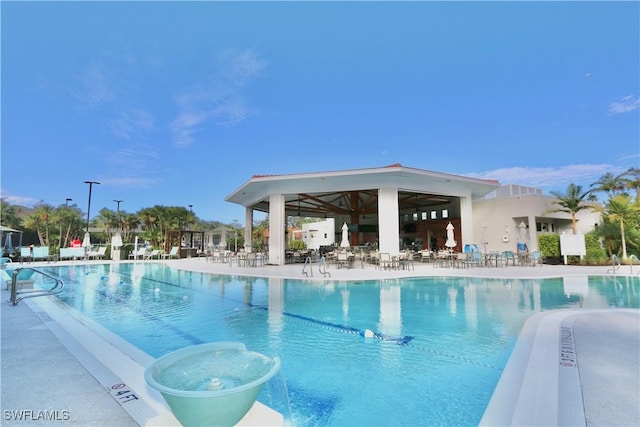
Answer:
336, 251, 349, 269
530, 251, 543, 267
379, 253, 393, 270
501, 251, 516, 267
162, 246, 180, 259
468, 251, 483, 267
455, 252, 469, 268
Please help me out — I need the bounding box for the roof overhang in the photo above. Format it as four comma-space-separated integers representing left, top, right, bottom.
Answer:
226, 164, 500, 216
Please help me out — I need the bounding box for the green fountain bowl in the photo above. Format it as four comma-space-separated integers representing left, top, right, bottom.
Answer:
144, 342, 281, 427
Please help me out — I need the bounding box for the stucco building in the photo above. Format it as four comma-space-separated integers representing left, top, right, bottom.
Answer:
226, 164, 600, 265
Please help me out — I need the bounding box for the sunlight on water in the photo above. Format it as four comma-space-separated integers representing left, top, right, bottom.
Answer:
41, 264, 639, 426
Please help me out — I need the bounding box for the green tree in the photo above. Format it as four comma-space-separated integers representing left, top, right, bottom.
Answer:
252, 217, 269, 252
590, 171, 626, 198
120, 212, 139, 244
23, 203, 54, 246
0, 198, 23, 229
546, 184, 593, 234
620, 167, 640, 200
50, 203, 84, 250
594, 194, 640, 260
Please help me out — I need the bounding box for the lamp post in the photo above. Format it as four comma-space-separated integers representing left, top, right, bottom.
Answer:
84, 181, 100, 233
113, 200, 123, 231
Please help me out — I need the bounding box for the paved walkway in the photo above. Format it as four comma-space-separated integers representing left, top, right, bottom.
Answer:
1, 259, 638, 426
1, 289, 139, 426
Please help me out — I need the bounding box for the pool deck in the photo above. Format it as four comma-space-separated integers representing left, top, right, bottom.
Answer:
1, 258, 638, 426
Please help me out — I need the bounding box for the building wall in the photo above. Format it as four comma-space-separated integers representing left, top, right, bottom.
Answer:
472, 189, 601, 253
300, 218, 335, 250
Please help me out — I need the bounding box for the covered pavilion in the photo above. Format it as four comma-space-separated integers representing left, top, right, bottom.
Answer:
225, 164, 500, 265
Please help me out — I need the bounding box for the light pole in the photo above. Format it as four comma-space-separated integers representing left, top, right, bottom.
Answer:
113, 200, 123, 230
84, 181, 100, 234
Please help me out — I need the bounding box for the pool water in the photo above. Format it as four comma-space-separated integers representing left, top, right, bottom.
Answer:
36, 264, 639, 426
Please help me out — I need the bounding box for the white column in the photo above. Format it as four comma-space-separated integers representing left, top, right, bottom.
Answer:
244, 207, 253, 252
268, 194, 286, 265
459, 194, 474, 247
528, 215, 538, 252
378, 188, 400, 256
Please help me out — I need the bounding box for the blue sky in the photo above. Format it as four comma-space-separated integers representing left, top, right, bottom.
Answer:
2, 1, 638, 225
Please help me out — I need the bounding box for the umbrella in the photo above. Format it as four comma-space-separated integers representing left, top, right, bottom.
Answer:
517, 221, 528, 252
4, 233, 13, 251
444, 222, 457, 248
340, 222, 350, 248
111, 232, 123, 248
518, 221, 527, 243
480, 223, 489, 254
82, 232, 91, 248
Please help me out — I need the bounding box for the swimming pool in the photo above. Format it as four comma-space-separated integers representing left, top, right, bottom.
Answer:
32, 264, 639, 426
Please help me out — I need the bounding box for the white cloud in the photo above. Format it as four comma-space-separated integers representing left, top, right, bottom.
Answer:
467, 163, 628, 191
97, 176, 160, 187
0, 192, 40, 207
608, 95, 640, 115
72, 60, 115, 108
109, 108, 155, 140
170, 49, 267, 146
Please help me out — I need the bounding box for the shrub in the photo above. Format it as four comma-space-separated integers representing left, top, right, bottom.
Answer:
538, 234, 560, 258
289, 239, 306, 250
584, 233, 607, 265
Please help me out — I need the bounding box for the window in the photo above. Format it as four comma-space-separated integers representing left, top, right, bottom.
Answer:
431, 211, 437, 219
421, 211, 427, 220
442, 209, 448, 218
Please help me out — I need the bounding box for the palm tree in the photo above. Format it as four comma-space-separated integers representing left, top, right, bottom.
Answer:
547, 184, 593, 234
1, 199, 23, 229
590, 171, 626, 198
23, 203, 54, 246
620, 167, 640, 200
594, 194, 640, 260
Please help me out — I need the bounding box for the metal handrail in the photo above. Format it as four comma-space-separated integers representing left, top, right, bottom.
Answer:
302, 257, 312, 277
630, 254, 640, 275
607, 254, 621, 274
8, 267, 64, 306
318, 256, 330, 278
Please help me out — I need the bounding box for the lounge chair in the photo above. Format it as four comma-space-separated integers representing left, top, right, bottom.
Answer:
144, 249, 161, 260
87, 246, 107, 260
60, 247, 85, 260
162, 247, 180, 259
129, 247, 147, 260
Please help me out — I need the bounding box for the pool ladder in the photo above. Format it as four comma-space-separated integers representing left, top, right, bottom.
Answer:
630, 254, 640, 275
607, 254, 621, 274
8, 267, 65, 306
302, 256, 330, 278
